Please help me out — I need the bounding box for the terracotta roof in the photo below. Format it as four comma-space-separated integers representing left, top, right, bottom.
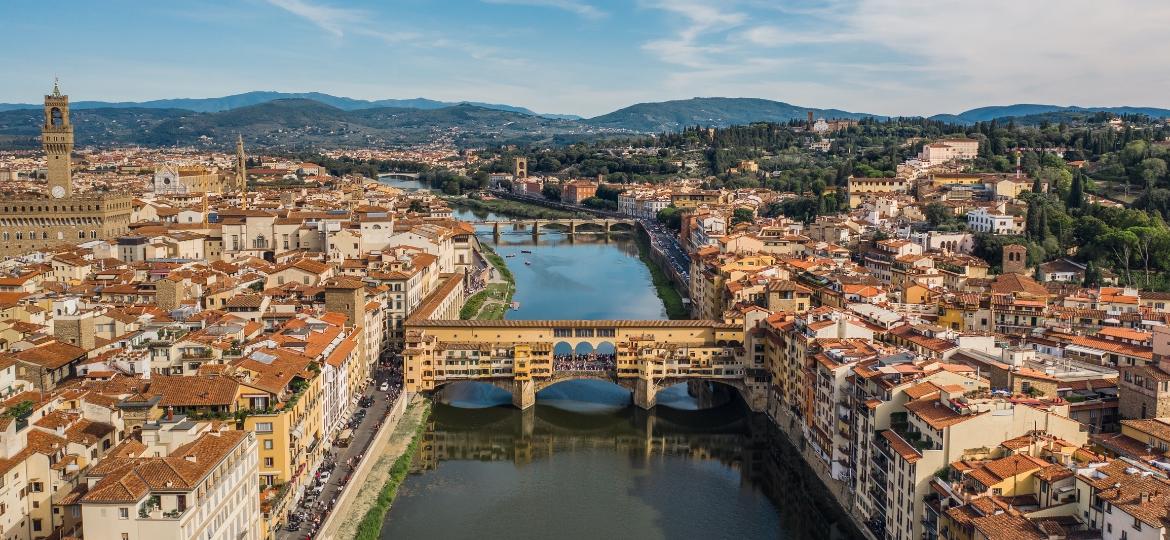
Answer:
147, 375, 239, 407
13, 341, 87, 369
905, 398, 981, 430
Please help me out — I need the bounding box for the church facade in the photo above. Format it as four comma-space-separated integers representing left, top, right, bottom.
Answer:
0, 84, 133, 257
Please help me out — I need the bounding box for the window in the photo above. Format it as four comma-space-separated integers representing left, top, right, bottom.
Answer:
264, 457, 274, 468
119, 507, 129, 519
32, 519, 41, 532
263, 439, 273, 450
254, 422, 273, 433
28, 481, 42, 493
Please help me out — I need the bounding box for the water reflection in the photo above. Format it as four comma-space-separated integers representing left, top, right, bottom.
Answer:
450, 206, 664, 321
381, 399, 863, 540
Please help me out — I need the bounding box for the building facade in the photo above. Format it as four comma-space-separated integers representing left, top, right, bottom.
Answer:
0, 85, 133, 257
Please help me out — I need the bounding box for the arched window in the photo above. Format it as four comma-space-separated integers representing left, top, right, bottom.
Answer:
50, 107, 63, 127
253, 235, 267, 249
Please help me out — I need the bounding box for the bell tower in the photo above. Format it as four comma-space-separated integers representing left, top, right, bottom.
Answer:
43, 79, 73, 198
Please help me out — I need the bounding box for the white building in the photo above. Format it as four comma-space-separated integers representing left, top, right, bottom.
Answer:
966, 207, 1024, 235
79, 420, 260, 540
918, 139, 980, 167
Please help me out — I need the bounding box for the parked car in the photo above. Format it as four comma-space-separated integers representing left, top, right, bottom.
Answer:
379, 382, 389, 392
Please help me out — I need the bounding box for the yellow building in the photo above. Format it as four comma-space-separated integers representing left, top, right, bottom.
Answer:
846, 176, 908, 207
234, 348, 325, 539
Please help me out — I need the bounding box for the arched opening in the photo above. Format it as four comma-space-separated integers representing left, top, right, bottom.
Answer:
656, 380, 743, 411
536, 377, 631, 411
50, 107, 63, 127
609, 222, 635, 233
552, 341, 615, 372
574, 222, 607, 234
434, 380, 512, 408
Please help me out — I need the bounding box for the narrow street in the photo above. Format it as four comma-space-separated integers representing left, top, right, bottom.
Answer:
275, 363, 403, 540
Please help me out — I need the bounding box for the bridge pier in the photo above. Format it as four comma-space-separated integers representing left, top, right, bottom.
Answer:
512, 379, 535, 410
532, 221, 540, 239
568, 220, 576, 235
492, 222, 500, 238
634, 378, 657, 410
519, 406, 536, 437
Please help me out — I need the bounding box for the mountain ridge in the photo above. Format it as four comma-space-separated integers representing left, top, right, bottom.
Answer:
2, 91, 1166, 128
2, 95, 1169, 150
0, 90, 583, 120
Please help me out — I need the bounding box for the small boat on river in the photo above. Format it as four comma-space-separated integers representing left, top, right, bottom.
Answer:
520, 250, 532, 254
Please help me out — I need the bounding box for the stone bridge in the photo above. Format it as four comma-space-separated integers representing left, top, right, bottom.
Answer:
471, 218, 637, 237
378, 171, 422, 181
402, 319, 766, 411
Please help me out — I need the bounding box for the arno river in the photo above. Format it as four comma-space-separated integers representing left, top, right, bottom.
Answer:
379, 177, 860, 539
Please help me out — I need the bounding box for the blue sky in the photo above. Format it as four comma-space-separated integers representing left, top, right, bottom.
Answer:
3, 0, 1168, 117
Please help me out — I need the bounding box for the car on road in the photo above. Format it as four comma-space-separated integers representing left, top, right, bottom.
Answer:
379, 382, 389, 392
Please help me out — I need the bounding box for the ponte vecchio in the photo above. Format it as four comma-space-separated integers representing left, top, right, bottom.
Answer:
402, 318, 769, 410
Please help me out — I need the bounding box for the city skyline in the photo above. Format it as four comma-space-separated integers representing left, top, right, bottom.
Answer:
4, 0, 1169, 117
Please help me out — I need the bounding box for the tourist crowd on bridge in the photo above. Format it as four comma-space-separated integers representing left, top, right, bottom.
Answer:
553, 353, 616, 372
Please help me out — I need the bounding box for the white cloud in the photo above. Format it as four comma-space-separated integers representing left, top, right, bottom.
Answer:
482, 0, 606, 19
264, 0, 363, 37
634, 0, 1170, 116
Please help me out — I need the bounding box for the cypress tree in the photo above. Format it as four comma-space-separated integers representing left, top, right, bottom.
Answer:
1067, 170, 1084, 208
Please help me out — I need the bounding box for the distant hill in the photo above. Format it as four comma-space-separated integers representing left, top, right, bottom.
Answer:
3, 92, 1169, 149
0, 99, 600, 149
584, 97, 877, 132
930, 104, 1170, 124
0, 90, 582, 120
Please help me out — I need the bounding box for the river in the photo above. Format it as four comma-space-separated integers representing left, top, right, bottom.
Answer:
377, 177, 861, 539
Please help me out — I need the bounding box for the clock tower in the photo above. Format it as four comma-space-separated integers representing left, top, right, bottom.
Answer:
43, 79, 73, 198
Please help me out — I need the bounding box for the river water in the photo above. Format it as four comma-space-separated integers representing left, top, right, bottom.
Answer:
378, 178, 861, 539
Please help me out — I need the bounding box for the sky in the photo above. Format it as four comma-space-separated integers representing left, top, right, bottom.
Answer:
3, 0, 1169, 118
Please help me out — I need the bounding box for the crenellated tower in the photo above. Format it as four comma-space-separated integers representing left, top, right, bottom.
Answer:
43, 79, 74, 198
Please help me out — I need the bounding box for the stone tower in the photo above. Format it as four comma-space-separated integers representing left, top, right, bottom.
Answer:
43, 80, 74, 198
235, 134, 247, 190
1002, 244, 1027, 274
513, 157, 528, 179
324, 277, 365, 329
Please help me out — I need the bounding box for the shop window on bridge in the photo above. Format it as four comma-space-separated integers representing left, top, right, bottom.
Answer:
597, 328, 615, 337
553, 328, 573, 338
574, 328, 595, 337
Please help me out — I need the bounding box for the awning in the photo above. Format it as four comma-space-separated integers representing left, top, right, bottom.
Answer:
338, 428, 353, 440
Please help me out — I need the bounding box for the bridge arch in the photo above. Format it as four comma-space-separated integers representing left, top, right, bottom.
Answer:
608, 221, 636, 232
573, 222, 608, 233
378, 172, 420, 181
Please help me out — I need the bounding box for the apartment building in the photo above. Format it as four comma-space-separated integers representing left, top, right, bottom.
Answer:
78, 420, 259, 540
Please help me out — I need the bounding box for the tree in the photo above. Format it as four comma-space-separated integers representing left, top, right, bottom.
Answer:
408, 200, 427, 213
1101, 229, 1138, 283
656, 206, 682, 232
1141, 158, 1168, 189
1067, 170, 1084, 209
732, 208, 754, 225
924, 203, 954, 227
1082, 261, 1102, 288
541, 184, 561, 201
